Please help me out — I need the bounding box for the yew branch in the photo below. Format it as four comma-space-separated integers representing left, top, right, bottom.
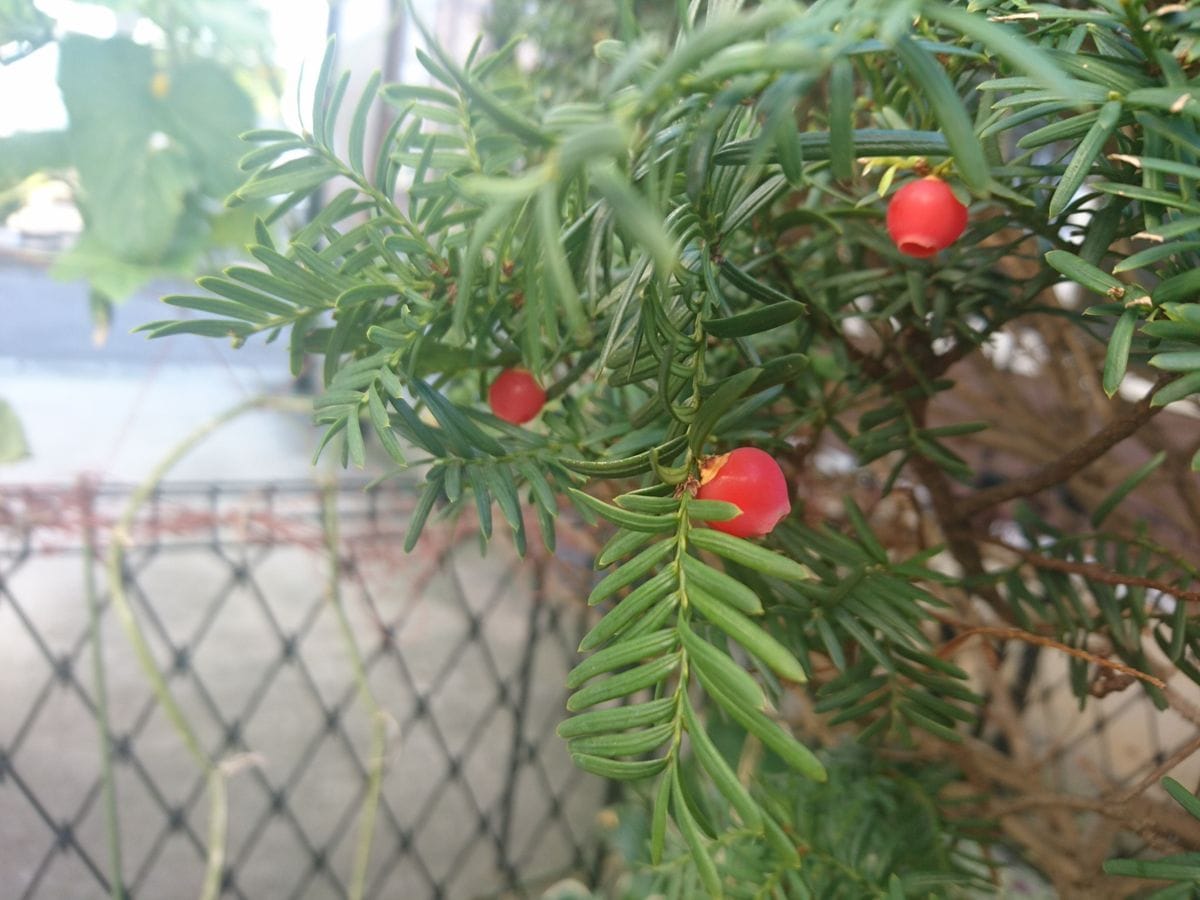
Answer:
959, 375, 1173, 517
937, 625, 1166, 691
981, 537, 1200, 605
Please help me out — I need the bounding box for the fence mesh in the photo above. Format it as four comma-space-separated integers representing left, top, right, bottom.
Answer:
0, 479, 609, 900
4, 479, 1198, 898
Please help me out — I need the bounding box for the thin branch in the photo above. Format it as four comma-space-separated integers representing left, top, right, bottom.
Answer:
989, 792, 1110, 819
905, 397, 1020, 622
959, 374, 1174, 517
1112, 729, 1200, 806
981, 536, 1200, 604
1164, 685, 1200, 730
937, 626, 1166, 690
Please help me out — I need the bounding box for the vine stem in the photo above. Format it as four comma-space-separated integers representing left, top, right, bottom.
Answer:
104, 394, 308, 900
83, 479, 124, 900
320, 485, 391, 900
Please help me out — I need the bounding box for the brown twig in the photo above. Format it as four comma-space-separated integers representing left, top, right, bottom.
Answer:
1113, 729, 1200, 806
937, 626, 1166, 690
1164, 685, 1200, 730
904, 395, 1021, 622
980, 536, 1200, 604
959, 374, 1174, 517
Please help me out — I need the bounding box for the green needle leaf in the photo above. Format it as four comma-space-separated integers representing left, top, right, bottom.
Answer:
557, 697, 677, 739
1091, 451, 1166, 527
671, 767, 723, 898
587, 539, 677, 606
1102, 309, 1137, 399
681, 555, 764, 616
1045, 250, 1138, 299
921, 2, 1065, 93
571, 753, 669, 781
894, 35, 989, 194
678, 618, 768, 712
681, 694, 763, 832
688, 586, 807, 683
565, 652, 681, 710
688, 529, 815, 582
702, 300, 805, 338
537, 183, 590, 344
828, 57, 854, 181
694, 666, 826, 782
1152, 371, 1200, 407
650, 767, 671, 865
569, 489, 679, 533
578, 571, 678, 651
568, 721, 674, 758
566, 630, 679, 689
1049, 100, 1122, 220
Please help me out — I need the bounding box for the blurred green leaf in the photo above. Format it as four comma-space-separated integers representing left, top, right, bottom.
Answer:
894, 35, 989, 194
0, 131, 70, 190
1091, 451, 1166, 527
0, 398, 29, 464
161, 58, 258, 196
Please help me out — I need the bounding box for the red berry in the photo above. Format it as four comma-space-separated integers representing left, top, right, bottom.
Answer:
488, 368, 546, 424
696, 447, 791, 538
885, 177, 968, 258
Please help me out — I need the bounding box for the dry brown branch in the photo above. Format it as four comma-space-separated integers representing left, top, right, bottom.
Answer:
960, 374, 1174, 517
937, 626, 1166, 690
1113, 729, 1200, 806
1164, 685, 1200, 729
981, 537, 1200, 604
935, 732, 1200, 897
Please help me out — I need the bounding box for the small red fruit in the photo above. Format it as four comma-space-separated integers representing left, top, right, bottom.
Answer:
488, 368, 546, 424
696, 447, 791, 539
885, 177, 968, 258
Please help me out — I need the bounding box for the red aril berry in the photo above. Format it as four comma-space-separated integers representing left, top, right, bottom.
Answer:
696, 447, 791, 538
488, 368, 546, 424
886, 177, 968, 258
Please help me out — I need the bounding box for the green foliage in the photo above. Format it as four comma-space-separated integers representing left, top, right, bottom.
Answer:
485, 0, 679, 102
1002, 507, 1199, 711
0, 397, 29, 463
143, 0, 1200, 892
1104, 778, 1200, 897
598, 744, 991, 899
0, 1, 54, 61
0, 2, 270, 305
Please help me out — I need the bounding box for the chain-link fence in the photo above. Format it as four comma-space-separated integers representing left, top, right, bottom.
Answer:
5, 478, 1199, 898
1021, 649, 1199, 792
0, 480, 609, 900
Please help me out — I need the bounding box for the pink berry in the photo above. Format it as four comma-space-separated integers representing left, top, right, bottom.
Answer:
886, 177, 968, 258
488, 368, 546, 424
697, 448, 791, 538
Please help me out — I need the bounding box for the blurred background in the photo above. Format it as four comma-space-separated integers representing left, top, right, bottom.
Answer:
1, 0, 490, 483
1, 3, 610, 899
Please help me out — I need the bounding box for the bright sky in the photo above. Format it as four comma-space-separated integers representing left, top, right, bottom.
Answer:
0, 0, 331, 138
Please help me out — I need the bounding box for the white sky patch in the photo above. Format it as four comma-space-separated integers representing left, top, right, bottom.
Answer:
36, 0, 118, 38
0, 43, 65, 137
